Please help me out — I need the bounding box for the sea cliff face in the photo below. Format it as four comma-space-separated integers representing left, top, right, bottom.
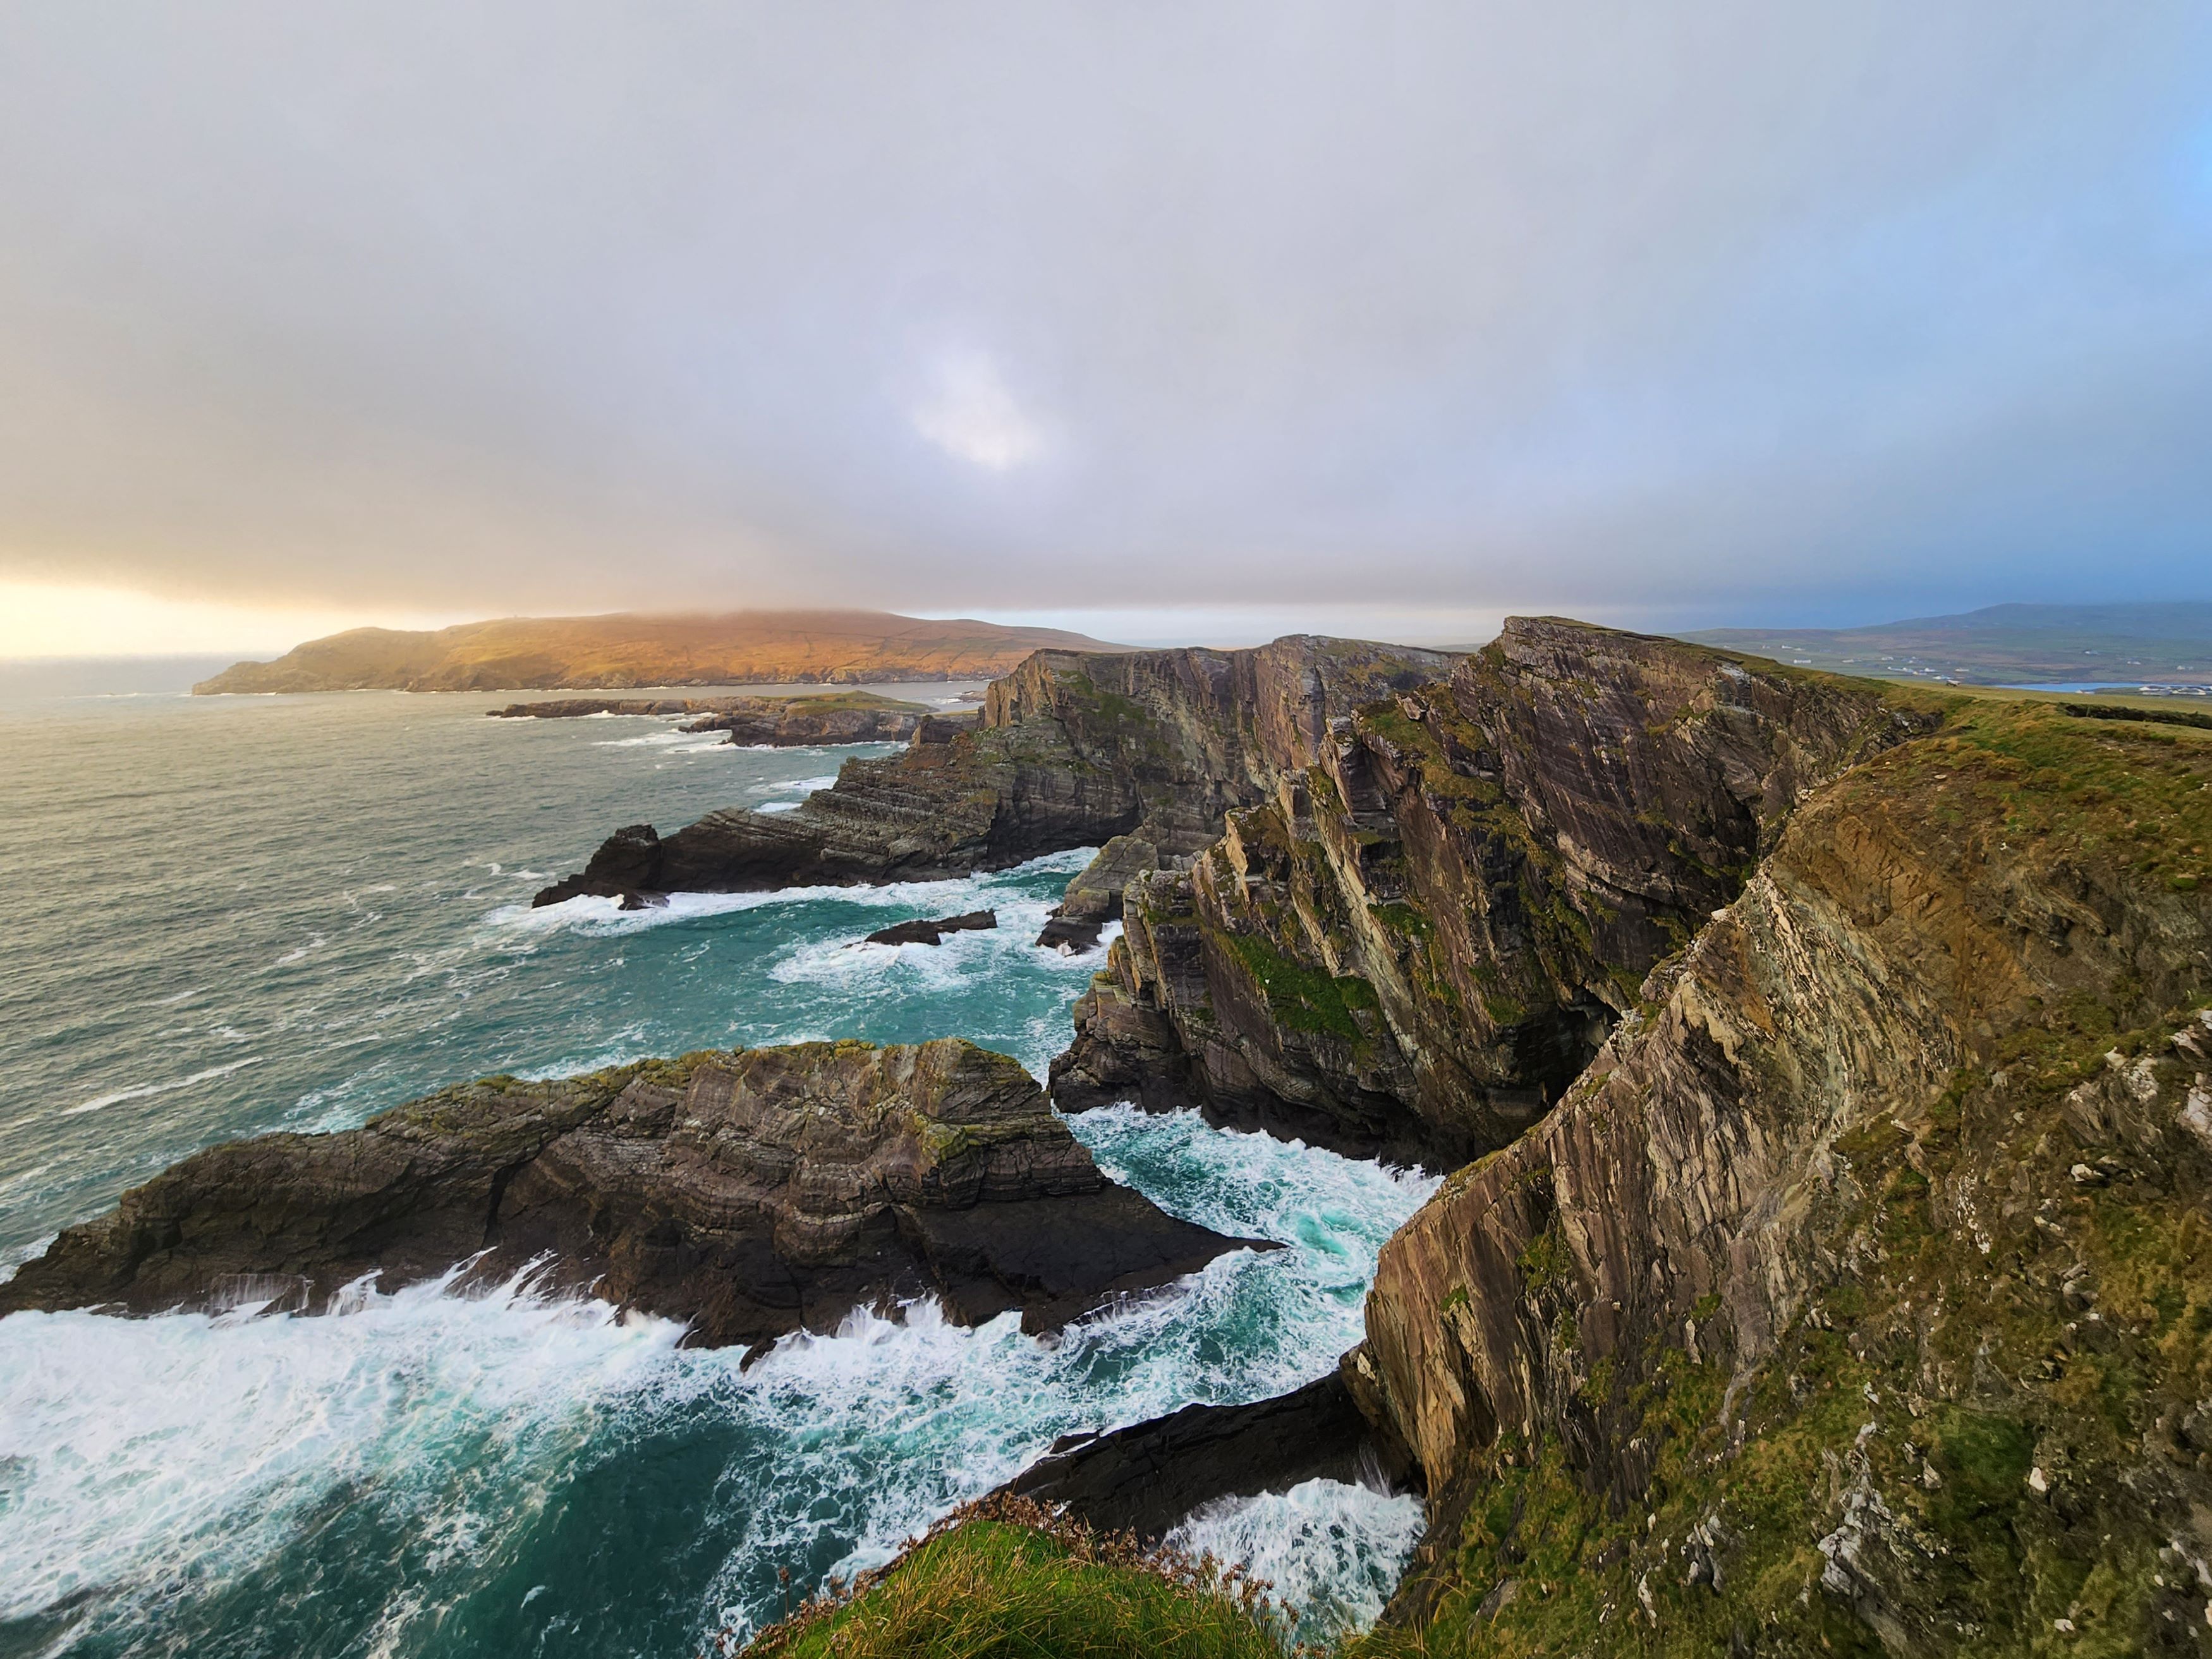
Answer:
1341, 697, 2212, 1653
532, 636, 1454, 906
1052, 619, 1938, 1165
0, 1038, 1261, 1347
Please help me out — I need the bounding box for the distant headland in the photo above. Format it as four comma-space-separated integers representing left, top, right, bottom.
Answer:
1685, 600, 2212, 689
190, 609, 1128, 694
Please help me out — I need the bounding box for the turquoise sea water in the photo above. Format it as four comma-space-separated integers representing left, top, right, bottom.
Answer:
0, 677, 1432, 1656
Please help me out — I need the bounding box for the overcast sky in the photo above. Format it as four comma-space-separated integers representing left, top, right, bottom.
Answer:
3, 1, 2209, 651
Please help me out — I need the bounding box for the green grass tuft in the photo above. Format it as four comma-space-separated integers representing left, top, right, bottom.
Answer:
738, 1495, 1291, 1659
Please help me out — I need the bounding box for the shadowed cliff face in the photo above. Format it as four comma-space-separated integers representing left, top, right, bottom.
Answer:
1343, 702, 2212, 1654
0, 1038, 1263, 1347
532, 635, 1454, 906
1051, 619, 1938, 1166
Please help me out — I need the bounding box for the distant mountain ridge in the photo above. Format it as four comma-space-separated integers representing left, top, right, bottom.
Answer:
1686, 600, 2212, 686
191, 610, 1129, 694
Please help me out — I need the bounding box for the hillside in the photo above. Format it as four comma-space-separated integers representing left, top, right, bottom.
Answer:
190, 609, 1127, 694
1686, 600, 2212, 689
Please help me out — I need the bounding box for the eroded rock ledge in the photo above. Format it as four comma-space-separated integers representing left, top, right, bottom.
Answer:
1004, 1365, 1415, 1543
490, 690, 945, 746
0, 1038, 1266, 1347
531, 636, 1453, 907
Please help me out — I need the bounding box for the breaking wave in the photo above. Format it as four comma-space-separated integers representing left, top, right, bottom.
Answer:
0, 1113, 1433, 1655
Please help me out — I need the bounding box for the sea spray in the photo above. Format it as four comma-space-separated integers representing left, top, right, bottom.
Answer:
2, 687, 1437, 1655
0, 1111, 1433, 1656
1165, 1479, 1426, 1639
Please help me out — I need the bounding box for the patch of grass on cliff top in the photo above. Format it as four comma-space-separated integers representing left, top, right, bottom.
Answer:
739, 1496, 1289, 1659
1869, 695, 2212, 894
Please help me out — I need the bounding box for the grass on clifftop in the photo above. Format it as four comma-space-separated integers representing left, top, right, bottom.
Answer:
1338, 697, 2212, 1657
737, 1495, 1292, 1659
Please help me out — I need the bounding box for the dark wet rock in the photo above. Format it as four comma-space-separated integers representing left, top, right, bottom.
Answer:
685, 694, 953, 746
0, 1039, 1266, 1348
1004, 1369, 1411, 1543
861, 911, 998, 947
534, 638, 1454, 907
1034, 916, 1105, 954
1035, 835, 1157, 951
489, 691, 943, 745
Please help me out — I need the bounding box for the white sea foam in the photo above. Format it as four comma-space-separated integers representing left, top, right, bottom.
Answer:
757, 800, 801, 813
64, 1055, 266, 1116
485, 849, 1098, 941
0, 1265, 684, 1636
590, 729, 736, 755
1166, 1478, 1426, 1637
0, 1110, 1433, 1648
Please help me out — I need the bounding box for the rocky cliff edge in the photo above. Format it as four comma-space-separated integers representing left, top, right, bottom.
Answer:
1343, 695, 2212, 1653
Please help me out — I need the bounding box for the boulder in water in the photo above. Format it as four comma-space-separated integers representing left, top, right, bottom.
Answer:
861, 910, 997, 947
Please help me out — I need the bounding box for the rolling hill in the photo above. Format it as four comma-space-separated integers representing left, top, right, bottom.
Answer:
191, 610, 1128, 694
1686, 600, 2212, 688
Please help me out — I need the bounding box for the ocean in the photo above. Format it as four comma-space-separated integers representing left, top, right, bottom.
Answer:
0, 672, 1431, 1657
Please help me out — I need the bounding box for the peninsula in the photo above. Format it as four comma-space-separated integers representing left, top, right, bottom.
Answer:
191, 608, 1127, 694
490, 690, 956, 746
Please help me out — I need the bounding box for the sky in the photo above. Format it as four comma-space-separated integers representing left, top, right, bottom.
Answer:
3, 1, 2210, 656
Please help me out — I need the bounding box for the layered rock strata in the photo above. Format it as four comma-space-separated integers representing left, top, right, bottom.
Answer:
1052, 619, 1940, 1165
0, 1039, 1265, 1347
532, 637, 1453, 908
1342, 698, 2212, 1650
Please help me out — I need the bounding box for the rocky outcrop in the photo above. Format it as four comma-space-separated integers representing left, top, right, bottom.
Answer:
686, 694, 956, 746
1004, 1368, 1407, 1543
533, 636, 1454, 908
0, 1039, 1267, 1347
1340, 697, 2212, 1651
490, 691, 944, 745
861, 910, 997, 947
1036, 835, 1158, 952
1051, 619, 1940, 1165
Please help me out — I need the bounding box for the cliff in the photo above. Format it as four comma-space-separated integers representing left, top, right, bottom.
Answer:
1341, 695, 2212, 1654
532, 635, 1456, 906
489, 690, 947, 745
1052, 619, 1939, 1165
190, 609, 1127, 694
0, 1038, 1263, 1347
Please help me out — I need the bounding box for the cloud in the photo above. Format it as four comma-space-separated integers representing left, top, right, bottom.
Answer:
0, 1, 2208, 639
0, 580, 463, 660
911, 353, 1045, 471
